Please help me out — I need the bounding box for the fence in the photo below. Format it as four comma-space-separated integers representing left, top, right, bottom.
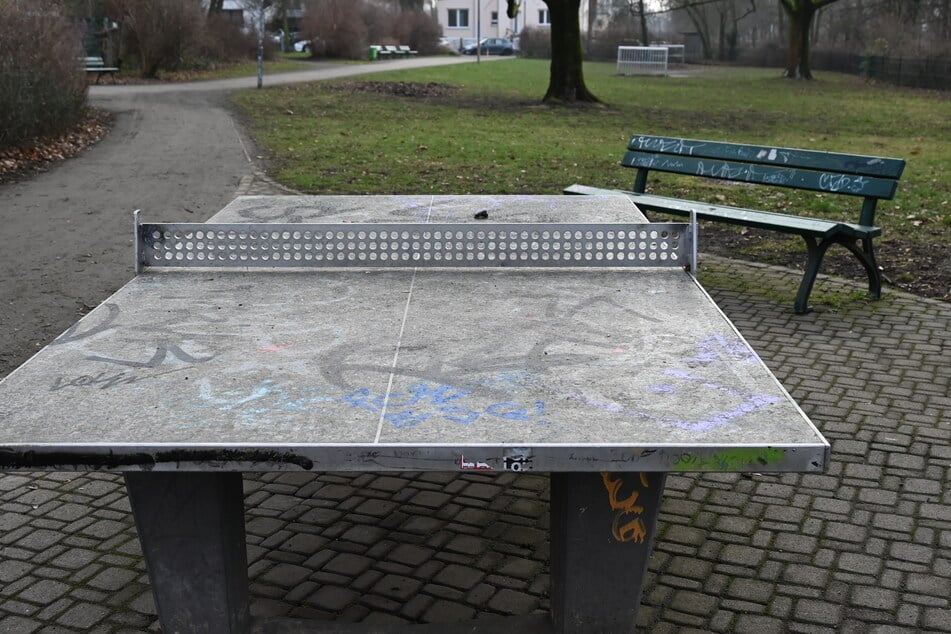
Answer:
617, 46, 669, 76
661, 44, 685, 65
737, 47, 951, 91
825, 52, 951, 90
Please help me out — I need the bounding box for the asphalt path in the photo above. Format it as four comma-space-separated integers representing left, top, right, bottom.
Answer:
0, 56, 498, 377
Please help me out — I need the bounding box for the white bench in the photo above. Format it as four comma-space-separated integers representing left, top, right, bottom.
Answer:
81, 56, 119, 83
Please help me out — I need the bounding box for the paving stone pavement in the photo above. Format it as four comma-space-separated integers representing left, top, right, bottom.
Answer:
1, 172, 949, 632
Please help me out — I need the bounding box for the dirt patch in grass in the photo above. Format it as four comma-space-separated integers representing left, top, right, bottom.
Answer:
327, 80, 461, 99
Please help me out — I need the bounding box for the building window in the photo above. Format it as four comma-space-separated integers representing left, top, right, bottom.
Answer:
491, 11, 498, 25
448, 8, 469, 28
538, 9, 551, 25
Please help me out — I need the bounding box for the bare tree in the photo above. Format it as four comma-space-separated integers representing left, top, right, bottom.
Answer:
663, 0, 756, 60
611, 0, 652, 44
665, 0, 716, 59
721, 0, 755, 60
831, 0, 951, 55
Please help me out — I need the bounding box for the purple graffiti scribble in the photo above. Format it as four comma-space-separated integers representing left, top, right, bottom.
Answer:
688, 334, 760, 365
563, 388, 780, 433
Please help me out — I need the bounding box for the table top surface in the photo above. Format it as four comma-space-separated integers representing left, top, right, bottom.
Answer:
0, 196, 828, 473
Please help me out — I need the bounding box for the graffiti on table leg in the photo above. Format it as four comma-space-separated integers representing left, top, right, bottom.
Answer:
601, 472, 652, 543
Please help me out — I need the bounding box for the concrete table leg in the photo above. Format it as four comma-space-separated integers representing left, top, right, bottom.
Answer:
125, 472, 250, 634
549, 471, 667, 633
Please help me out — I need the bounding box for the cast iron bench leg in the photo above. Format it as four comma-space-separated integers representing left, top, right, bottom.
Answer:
797, 236, 827, 314
125, 472, 250, 634
797, 234, 882, 314
839, 236, 883, 300
550, 471, 666, 633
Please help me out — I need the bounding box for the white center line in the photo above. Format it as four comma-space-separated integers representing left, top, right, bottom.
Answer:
374, 196, 436, 444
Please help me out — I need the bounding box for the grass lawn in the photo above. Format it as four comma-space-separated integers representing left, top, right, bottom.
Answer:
230, 59, 950, 299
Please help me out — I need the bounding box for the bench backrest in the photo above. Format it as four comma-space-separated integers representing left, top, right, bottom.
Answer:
624, 135, 905, 226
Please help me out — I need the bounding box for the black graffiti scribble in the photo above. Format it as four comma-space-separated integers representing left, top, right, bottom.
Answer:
50, 371, 139, 391
51, 304, 120, 345
85, 343, 215, 368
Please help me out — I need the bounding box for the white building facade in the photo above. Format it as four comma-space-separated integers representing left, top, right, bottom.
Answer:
435, 0, 558, 42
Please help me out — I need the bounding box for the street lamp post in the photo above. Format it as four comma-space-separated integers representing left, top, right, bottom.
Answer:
476, 1, 481, 61
257, 1, 266, 89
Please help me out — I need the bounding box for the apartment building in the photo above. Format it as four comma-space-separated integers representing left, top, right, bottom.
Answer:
436, 0, 556, 43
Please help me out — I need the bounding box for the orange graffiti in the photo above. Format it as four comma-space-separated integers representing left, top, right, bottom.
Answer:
600, 472, 651, 543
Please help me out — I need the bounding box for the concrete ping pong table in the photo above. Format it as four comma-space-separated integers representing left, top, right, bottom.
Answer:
0, 195, 829, 633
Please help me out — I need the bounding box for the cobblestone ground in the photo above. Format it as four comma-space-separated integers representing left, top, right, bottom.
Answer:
1, 177, 948, 633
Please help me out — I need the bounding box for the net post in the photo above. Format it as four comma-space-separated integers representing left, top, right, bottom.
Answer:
133, 209, 141, 275
689, 210, 698, 277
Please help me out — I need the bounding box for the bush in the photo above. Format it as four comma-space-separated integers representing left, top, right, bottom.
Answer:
0, 2, 87, 150
301, 0, 368, 60
585, 24, 642, 62
193, 14, 268, 69
391, 11, 442, 55
111, 0, 205, 77
516, 27, 551, 59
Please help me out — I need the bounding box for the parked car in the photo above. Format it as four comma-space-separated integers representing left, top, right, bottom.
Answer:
463, 38, 514, 56
272, 30, 302, 49
438, 37, 459, 54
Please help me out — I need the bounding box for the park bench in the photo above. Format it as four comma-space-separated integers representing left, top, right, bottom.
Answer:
81, 56, 119, 83
398, 45, 418, 56
565, 134, 905, 313
370, 45, 391, 59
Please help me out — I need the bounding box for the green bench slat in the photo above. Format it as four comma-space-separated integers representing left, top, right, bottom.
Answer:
627, 135, 906, 179
564, 185, 881, 239
621, 150, 900, 199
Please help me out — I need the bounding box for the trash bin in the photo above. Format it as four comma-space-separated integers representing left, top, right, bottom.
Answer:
369, 46, 378, 61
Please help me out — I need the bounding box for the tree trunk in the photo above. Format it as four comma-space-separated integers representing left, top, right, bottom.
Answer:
780, 0, 841, 79
718, 10, 726, 60
684, 4, 712, 60
638, 0, 649, 46
586, 0, 597, 53
784, 4, 814, 78
543, 0, 600, 103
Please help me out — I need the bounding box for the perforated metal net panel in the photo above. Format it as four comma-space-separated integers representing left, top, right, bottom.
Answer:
137, 222, 693, 269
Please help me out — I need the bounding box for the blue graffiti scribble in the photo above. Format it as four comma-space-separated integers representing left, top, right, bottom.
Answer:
191, 374, 548, 430
195, 379, 337, 425
342, 380, 548, 429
